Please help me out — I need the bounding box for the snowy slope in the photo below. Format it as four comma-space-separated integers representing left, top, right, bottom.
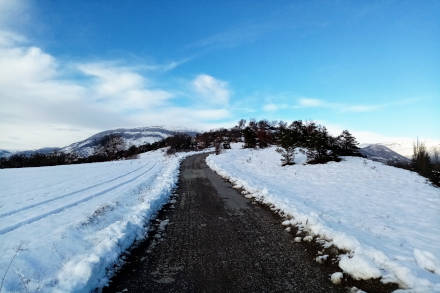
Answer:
0, 149, 197, 292
359, 144, 410, 164
207, 146, 440, 292
61, 126, 198, 157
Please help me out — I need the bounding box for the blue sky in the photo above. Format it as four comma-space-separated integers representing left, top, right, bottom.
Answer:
0, 0, 439, 150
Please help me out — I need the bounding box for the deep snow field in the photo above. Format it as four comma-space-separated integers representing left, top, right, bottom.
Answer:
0, 149, 193, 292
207, 145, 440, 292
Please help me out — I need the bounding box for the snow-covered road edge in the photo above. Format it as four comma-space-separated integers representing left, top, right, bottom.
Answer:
205, 153, 437, 292
54, 150, 205, 292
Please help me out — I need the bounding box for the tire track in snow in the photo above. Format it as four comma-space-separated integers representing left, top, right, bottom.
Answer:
0, 163, 158, 235
0, 162, 151, 219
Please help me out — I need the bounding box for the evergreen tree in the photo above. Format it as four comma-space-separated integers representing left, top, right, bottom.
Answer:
337, 130, 360, 155
306, 126, 336, 163
243, 126, 257, 148
276, 146, 296, 166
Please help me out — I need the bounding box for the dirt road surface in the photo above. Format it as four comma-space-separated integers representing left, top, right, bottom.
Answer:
103, 153, 344, 292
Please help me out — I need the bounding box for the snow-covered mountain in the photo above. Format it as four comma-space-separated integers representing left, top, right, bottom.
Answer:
0, 149, 13, 158
359, 144, 410, 164
61, 126, 198, 157
18, 147, 62, 157
0, 147, 61, 158
358, 139, 440, 159
0, 127, 198, 158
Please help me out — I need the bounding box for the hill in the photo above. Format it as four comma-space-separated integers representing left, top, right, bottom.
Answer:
0, 127, 197, 158
359, 144, 410, 164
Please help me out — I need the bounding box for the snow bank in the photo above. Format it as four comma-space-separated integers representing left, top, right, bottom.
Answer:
207, 146, 440, 292
0, 149, 197, 292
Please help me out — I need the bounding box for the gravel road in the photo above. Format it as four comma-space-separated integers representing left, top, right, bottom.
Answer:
103, 153, 344, 292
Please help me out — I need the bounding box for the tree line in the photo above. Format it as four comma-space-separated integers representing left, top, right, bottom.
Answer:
194, 119, 361, 164
0, 119, 361, 169
2, 118, 439, 187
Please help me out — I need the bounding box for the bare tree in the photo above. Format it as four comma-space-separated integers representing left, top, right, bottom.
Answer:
237, 119, 246, 130
412, 139, 431, 176
214, 141, 222, 155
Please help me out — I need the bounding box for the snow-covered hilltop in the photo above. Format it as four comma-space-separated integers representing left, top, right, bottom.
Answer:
207, 145, 440, 292
0, 127, 198, 159
61, 126, 198, 157
359, 144, 410, 164
360, 140, 440, 159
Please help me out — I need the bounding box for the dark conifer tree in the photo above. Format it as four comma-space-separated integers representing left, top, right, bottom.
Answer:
243, 127, 257, 148
337, 130, 360, 156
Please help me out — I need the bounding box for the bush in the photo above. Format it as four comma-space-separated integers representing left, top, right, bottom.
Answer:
276, 147, 295, 166
412, 140, 431, 177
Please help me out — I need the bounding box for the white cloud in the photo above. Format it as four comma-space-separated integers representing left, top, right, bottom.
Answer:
263, 103, 279, 111
189, 26, 263, 49
263, 103, 289, 112
0, 0, 26, 23
78, 62, 173, 110
0, 30, 26, 46
192, 74, 230, 105
264, 98, 382, 113
0, 28, 233, 149
340, 104, 382, 113
298, 98, 324, 107
142, 58, 190, 72
295, 97, 401, 113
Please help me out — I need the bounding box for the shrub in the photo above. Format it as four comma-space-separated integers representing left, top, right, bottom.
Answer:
276, 147, 295, 166
412, 140, 431, 177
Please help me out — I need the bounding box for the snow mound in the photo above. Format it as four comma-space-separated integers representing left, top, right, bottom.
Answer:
414, 249, 440, 275
206, 145, 440, 292
339, 254, 381, 280
330, 272, 343, 285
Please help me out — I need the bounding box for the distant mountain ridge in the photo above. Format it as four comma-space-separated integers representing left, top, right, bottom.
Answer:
0, 150, 13, 158
359, 144, 410, 164
1, 127, 198, 158
0, 147, 62, 159
0, 129, 418, 163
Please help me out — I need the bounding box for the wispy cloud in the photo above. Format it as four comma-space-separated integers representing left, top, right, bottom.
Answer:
295, 97, 414, 113
262, 103, 289, 112
297, 98, 324, 108
192, 74, 231, 105
187, 23, 273, 50
261, 96, 416, 114
142, 58, 191, 72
